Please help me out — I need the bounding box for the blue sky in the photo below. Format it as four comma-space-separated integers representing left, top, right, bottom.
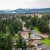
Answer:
0, 0, 50, 10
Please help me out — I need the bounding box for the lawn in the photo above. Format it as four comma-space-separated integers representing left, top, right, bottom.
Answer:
33, 27, 40, 33
40, 38, 50, 46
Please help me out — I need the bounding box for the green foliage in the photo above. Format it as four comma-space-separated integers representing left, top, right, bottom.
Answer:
0, 19, 6, 33
42, 14, 50, 21
31, 17, 38, 27
16, 33, 27, 50
11, 19, 22, 33
24, 20, 31, 28
12, 19, 20, 33
16, 33, 23, 48
33, 27, 40, 33
22, 41, 27, 50
6, 17, 23, 34
8, 24, 14, 34
21, 16, 32, 22
6, 17, 12, 26
0, 32, 12, 50
42, 15, 49, 22
37, 19, 49, 33
21, 16, 27, 22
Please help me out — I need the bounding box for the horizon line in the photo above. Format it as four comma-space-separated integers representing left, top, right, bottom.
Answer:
0, 7, 50, 10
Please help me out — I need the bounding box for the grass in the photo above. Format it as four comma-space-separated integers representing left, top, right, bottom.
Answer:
33, 27, 40, 33
40, 38, 50, 46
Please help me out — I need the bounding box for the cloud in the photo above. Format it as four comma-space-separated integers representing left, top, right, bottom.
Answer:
0, 0, 50, 10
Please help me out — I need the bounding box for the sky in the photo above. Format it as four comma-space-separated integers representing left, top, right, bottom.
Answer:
0, 0, 50, 10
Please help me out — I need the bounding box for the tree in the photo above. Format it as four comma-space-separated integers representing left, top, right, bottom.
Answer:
16, 33, 27, 50
12, 19, 22, 33
24, 20, 31, 28
6, 17, 12, 26
37, 19, 49, 33
22, 41, 27, 50
42, 15, 49, 22
8, 24, 14, 35
0, 20, 6, 33
21, 16, 27, 22
8, 18, 22, 34
31, 17, 38, 27
0, 32, 12, 50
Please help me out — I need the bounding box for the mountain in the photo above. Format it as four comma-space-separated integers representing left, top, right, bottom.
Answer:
14, 8, 50, 13
0, 8, 50, 13
0, 10, 12, 14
